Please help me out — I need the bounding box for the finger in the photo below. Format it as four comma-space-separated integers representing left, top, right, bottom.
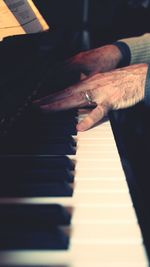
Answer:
33, 93, 58, 105
39, 91, 91, 111
33, 83, 80, 106
76, 104, 108, 131
62, 57, 96, 76
57, 57, 82, 74
33, 89, 72, 105
33, 78, 90, 106
52, 57, 78, 74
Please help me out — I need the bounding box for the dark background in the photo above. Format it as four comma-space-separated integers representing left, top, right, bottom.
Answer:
33, 0, 150, 49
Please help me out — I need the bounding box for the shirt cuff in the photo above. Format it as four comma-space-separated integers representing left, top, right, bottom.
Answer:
113, 41, 131, 67
144, 64, 150, 106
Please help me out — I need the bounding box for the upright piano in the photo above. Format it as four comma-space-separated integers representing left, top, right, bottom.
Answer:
0, 16, 150, 267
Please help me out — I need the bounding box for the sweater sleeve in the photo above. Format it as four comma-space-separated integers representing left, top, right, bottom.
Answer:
118, 33, 150, 65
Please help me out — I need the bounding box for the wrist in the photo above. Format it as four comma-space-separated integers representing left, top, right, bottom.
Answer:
144, 64, 150, 106
97, 44, 125, 72
113, 41, 131, 67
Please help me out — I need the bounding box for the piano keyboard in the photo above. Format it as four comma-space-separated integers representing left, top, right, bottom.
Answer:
0, 109, 148, 267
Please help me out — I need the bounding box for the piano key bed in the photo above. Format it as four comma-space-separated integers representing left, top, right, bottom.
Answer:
0, 108, 148, 267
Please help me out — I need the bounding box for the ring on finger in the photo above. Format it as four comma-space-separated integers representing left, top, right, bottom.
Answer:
84, 91, 94, 105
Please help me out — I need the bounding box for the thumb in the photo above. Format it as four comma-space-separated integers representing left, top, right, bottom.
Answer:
77, 104, 108, 131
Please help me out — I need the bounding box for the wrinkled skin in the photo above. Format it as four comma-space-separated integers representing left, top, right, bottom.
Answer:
34, 45, 148, 131
64, 44, 123, 75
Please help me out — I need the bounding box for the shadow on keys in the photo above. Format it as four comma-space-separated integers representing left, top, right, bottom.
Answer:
0, 31, 80, 257
0, 109, 77, 252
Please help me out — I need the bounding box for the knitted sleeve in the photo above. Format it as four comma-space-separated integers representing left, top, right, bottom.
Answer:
114, 35, 150, 106
118, 33, 150, 65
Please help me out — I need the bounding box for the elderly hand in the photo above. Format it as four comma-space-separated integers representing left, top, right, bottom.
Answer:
34, 63, 148, 131
64, 44, 123, 75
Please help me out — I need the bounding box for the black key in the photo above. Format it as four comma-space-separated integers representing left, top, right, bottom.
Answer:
0, 182, 73, 197
3, 168, 74, 183
0, 204, 71, 228
31, 142, 76, 155
30, 108, 78, 122
0, 227, 69, 250
0, 142, 76, 155
16, 123, 77, 137
34, 135, 76, 146
34, 116, 78, 126
0, 155, 75, 170
11, 110, 78, 137
1, 135, 76, 146
0, 204, 71, 249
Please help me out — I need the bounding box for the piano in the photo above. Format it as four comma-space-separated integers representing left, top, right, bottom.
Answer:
0, 103, 149, 266
0, 7, 150, 267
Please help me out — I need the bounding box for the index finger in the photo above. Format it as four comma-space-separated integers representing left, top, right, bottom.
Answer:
39, 90, 93, 111
33, 77, 89, 106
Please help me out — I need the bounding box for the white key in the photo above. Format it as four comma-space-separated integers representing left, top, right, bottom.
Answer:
0, 192, 133, 206
0, 244, 148, 267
